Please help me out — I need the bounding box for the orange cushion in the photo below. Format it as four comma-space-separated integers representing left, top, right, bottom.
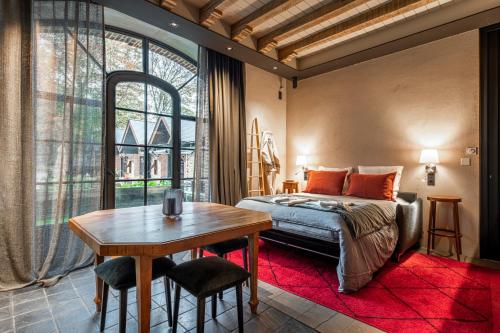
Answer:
304, 170, 348, 196
346, 172, 396, 201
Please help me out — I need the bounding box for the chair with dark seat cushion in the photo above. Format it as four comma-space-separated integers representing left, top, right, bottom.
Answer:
198, 237, 248, 300
95, 256, 176, 333
167, 256, 250, 333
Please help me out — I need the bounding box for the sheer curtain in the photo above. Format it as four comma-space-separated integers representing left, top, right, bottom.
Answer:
0, 0, 34, 290
193, 47, 210, 202
32, 0, 105, 285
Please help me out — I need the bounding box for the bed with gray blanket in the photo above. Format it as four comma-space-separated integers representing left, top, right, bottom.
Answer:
236, 192, 422, 292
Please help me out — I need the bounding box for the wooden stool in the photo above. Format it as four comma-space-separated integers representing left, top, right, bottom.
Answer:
427, 195, 462, 261
94, 256, 176, 333
283, 180, 299, 194
167, 257, 250, 333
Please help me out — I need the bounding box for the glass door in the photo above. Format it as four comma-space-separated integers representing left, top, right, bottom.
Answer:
105, 71, 181, 209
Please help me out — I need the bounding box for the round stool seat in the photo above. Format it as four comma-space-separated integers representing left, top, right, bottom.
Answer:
427, 195, 461, 203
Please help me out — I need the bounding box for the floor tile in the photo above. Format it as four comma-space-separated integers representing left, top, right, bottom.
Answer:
0, 298, 11, 311
0, 317, 14, 332
14, 308, 52, 329
345, 320, 385, 333
276, 318, 317, 333
13, 298, 48, 316
150, 321, 180, 333
0, 305, 12, 321
12, 289, 45, 305
265, 291, 315, 318
296, 303, 337, 328
244, 307, 292, 331
317, 313, 355, 333
189, 319, 230, 333
177, 306, 211, 331
103, 318, 138, 333
16, 319, 57, 333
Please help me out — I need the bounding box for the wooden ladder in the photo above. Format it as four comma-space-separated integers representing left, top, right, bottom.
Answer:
247, 118, 265, 196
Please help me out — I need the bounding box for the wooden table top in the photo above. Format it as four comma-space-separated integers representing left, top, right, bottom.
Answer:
68, 202, 272, 257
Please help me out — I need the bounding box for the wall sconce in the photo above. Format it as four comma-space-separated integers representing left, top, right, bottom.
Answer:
295, 155, 308, 180
419, 149, 439, 186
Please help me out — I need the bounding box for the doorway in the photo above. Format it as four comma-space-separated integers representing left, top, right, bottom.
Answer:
480, 23, 500, 261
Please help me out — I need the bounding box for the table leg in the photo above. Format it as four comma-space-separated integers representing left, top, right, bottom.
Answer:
191, 248, 198, 260
135, 256, 153, 333
94, 254, 104, 312
248, 232, 259, 314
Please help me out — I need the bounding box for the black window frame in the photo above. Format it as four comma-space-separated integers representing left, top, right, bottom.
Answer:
104, 26, 198, 209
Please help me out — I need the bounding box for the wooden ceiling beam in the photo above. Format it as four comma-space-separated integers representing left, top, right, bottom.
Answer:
160, 0, 176, 11
278, 0, 433, 62
258, 0, 372, 53
200, 0, 229, 27
231, 0, 303, 41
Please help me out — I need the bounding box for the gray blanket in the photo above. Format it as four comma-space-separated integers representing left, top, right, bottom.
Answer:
246, 195, 396, 240
236, 193, 400, 292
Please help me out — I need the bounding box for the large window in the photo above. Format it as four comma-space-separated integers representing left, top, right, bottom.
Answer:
104, 28, 197, 208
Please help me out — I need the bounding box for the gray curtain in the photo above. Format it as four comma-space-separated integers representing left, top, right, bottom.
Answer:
0, 0, 34, 290
31, 0, 104, 285
193, 47, 210, 202
207, 49, 248, 206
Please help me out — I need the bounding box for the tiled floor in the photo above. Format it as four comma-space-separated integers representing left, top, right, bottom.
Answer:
0, 252, 382, 333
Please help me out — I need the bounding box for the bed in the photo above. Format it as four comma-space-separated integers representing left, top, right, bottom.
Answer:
236, 192, 422, 292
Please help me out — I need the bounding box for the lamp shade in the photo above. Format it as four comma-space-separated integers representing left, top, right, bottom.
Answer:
296, 155, 307, 166
419, 149, 439, 164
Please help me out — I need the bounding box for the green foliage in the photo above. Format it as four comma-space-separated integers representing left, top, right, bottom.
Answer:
105, 32, 198, 131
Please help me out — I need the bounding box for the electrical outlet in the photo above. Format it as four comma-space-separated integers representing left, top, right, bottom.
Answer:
461, 157, 471, 166
466, 147, 478, 155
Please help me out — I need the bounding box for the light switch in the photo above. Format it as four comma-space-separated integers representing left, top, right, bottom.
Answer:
461, 157, 471, 166
466, 147, 478, 155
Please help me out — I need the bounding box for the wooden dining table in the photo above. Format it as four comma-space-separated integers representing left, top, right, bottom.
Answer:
68, 202, 272, 333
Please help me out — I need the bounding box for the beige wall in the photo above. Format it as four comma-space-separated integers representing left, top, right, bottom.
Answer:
245, 64, 287, 194
286, 31, 480, 258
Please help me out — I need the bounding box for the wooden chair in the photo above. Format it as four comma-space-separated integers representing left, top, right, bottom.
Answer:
167, 256, 250, 333
94, 256, 176, 333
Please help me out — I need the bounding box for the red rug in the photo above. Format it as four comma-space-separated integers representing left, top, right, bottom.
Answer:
226, 240, 500, 333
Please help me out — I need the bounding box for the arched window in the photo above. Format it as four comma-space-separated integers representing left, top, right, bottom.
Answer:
104, 28, 197, 209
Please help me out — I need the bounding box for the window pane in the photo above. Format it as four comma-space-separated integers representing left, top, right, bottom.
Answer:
148, 147, 172, 179
147, 85, 172, 115
147, 115, 172, 147
179, 78, 197, 117
115, 181, 144, 208
115, 146, 144, 180
146, 180, 172, 205
181, 180, 193, 202
116, 82, 145, 111
181, 150, 194, 179
116, 110, 145, 145
181, 119, 195, 149
105, 31, 142, 73
149, 43, 196, 88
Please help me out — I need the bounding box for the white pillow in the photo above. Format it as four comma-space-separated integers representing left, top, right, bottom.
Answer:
318, 166, 353, 194
357, 165, 404, 200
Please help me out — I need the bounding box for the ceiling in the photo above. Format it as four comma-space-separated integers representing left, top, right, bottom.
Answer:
100, 0, 500, 79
